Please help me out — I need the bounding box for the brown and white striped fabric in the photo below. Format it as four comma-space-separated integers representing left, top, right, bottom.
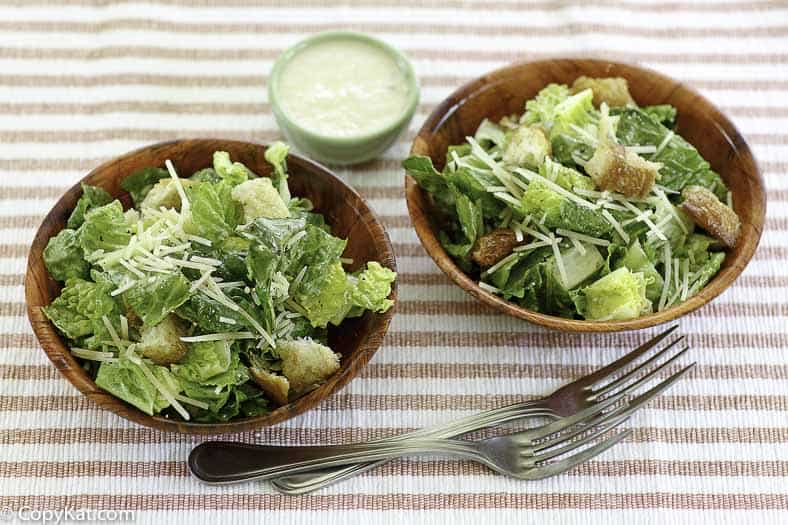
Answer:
1, 1, 787, 523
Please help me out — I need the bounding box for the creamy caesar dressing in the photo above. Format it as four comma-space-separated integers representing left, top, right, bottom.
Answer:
277, 39, 411, 138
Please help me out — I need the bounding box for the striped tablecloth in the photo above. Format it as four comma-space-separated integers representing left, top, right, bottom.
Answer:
1, 1, 786, 523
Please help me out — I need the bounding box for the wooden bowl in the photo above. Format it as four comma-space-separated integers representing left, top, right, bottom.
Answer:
26, 139, 397, 434
406, 59, 765, 332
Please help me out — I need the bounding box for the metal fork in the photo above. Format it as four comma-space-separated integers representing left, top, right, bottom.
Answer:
189, 327, 691, 486
189, 364, 691, 484
272, 325, 686, 494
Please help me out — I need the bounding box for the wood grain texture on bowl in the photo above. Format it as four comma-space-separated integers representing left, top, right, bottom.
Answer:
25, 139, 397, 434
406, 58, 765, 333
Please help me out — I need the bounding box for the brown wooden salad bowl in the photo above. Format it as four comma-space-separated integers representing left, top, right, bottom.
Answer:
25, 139, 397, 434
406, 58, 765, 332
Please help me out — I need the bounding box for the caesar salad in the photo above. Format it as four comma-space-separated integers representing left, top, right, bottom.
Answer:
42, 143, 396, 422
404, 77, 740, 322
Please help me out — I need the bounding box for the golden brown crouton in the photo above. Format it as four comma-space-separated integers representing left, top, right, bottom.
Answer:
571, 76, 636, 108
680, 185, 741, 248
471, 228, 520, 268
277, 339, 341, 395
249, 367, 290, 406
136, 315, 187, 365
585, 140, 661, 198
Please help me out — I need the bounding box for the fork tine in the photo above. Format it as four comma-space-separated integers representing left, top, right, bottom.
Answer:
579, 325, 678, 389
529, 361, 694, 445
522, 429, 632, 480
531, 413, 630, 460
593, 346, 691, 402
524, 387, 628, 442
602, 362, 696, 421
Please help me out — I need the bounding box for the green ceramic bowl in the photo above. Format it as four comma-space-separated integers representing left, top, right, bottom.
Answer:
268, 31, 420, 166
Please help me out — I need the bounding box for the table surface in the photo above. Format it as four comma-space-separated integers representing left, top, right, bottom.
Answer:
0, 1, 786, 524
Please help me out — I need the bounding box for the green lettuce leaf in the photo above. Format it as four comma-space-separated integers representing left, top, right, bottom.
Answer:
548, 89, 599, 166
402, 156, 457, 213
67, 183, 112, 229
42, 277, 119, 340
689, 251, 725, 294
614, 107, 727, 198
171, 340, 232, 384
264, 141, 292, 203
347, 261, 396, 315
124, 272, 191, 326
614, 239, 663, 303
190, 167, 221, 183
521, 83, 571, 128
574, 267, 652, 321
641, 104, 677, 129
121, 167, 169, 206
95, 358, 161, 415
521, 180, 611, 238
474, 119, 507, 148
440, 192, 484, 260
539, 157, 594, 192
213, 151, 251, 186
43, 229, 88, 281
78, 201, 131, 256
185, 181, 243, 243
294, 260, 351, 328
176, 287, 263, 333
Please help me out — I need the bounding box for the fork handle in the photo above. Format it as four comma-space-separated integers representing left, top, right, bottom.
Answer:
189, 439, 480, 485
272, 399, 553, 494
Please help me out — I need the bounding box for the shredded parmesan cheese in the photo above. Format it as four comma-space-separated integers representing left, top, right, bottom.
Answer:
180, 332, 256, 343
478, 282, 501, 294
514, 168, 597, 210
555, 228, 611, 247
482, 251, 520, 276
658, 243, 673, 311
165, 159, 190, 212
602, 209, 629, 244
550, 234, 569, 288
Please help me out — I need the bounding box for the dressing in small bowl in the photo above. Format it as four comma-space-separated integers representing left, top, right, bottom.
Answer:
269, 32, 419, 165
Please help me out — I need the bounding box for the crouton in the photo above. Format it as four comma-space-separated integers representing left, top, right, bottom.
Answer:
140, 178, 194, 211
571, 76, 635, 108
230, 177, 290, 222
136, 315, 187, 365
249, 367, 290, 406
471, 228, 520, 268
680, 185, 741, 248
585, 140, 661, 198
277, 338, 341, 395
502, 126, 551, 168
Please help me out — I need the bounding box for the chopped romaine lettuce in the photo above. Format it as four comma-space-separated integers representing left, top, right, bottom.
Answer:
521, 83, 570, 129
264, 141, 292, 203
185, 181, 243, 243
121, 167, 169, 206
213, 151, 251, 186
574, 267, 652, 321
43, 277, 119, 340
548, 88, 600, 166
43, 229, 89, 281
95, 357, 173, 415
124, 272, 191, 327
347, 261, 397, 315
78, 201, 131, 256
614, 107, 727, 199
521, 180, 611, 237
68, 183, 112, 229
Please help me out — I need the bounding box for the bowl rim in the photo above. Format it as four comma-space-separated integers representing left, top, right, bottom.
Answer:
405, 57, 766, 333
268, 30, 420, 146
25, 138, 398, 434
